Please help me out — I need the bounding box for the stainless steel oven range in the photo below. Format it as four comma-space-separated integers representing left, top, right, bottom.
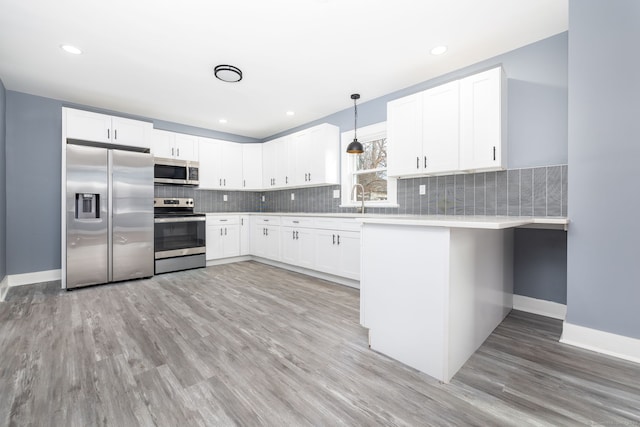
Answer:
154, 197, 206, 274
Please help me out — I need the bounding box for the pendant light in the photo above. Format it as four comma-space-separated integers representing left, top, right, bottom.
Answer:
346, 93, 364, 154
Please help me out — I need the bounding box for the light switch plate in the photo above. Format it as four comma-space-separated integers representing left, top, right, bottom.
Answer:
333, 190, 340, 199
419, 184, 426, 195
291, 193, 295, 201
223, 195, 228, 202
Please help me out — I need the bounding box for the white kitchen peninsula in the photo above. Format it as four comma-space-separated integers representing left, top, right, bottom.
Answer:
357, 216, 568, 383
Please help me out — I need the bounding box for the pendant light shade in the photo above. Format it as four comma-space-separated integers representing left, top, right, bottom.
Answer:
346, 94, 364, 154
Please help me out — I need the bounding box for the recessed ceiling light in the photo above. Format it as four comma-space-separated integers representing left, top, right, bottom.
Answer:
430, 45, 447, 56
286, 111, 295, 116
219, 119, 228, 124
214, 64, 242, 83
61, 44, 82, 55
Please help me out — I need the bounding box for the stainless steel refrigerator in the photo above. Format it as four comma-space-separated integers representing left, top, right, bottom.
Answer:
65, 144, 154, 289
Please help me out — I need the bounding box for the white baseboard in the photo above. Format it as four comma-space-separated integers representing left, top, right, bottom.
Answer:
0, 275, 8, 301
7, 269, 62, 287
513, 294, 566, 320
561, 322, 640, 365
206, 255, 252, 267
251, 257, 360, 289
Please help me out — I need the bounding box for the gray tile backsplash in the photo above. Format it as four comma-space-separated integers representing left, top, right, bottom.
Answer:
157, 164, 568, 217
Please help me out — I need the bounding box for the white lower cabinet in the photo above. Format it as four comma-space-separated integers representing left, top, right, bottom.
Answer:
280, 227, 316, 270
211, 214, 360, 282
314, 229, 360, 280
206, 215, 240, 260
239, 215, 251, 256
250, 216, 281, 260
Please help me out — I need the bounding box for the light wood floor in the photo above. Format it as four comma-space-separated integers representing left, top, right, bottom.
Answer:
1, 261, 639, 426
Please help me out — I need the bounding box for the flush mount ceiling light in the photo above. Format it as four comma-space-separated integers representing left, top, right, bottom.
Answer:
346, 93, 364, 154
214, 64, 242, 82
430, 45, 448, 55
60, 44, 82, 55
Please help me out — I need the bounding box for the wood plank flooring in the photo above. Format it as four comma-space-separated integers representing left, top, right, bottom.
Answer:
1, 261, 639, 426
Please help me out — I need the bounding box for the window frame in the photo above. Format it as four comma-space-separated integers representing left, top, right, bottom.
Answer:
340, 121, 397, 208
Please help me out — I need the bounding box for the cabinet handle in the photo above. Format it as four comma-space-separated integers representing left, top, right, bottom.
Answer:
308, 173, 311, 181
243, 180, 246, 188
416, 156, 420, 169
332, 234, 335, 245
266, 228, 268, 236
493, 146, 496, 161
296, 231, 299, 239
220, 228, 223, 236
224, 179, 226, 186
172, 147, 175, 156
107, 129, 110, 140
424, 156, 427, 169
337, 234, 340, 245
293, 220, 299, 224
220, 219, 227, 222
241, 218, 244, 226
177, 148, 180, 157
263, 228, 266, 235
292, 230, 295, 240
286, 176, 289, 184
114, 129, 117, 140
220, 178, 222, 186
225, 228, 227, 236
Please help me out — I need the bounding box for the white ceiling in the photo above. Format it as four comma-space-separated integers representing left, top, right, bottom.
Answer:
0, 0, 567, 139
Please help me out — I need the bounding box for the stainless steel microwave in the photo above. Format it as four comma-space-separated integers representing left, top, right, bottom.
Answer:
154, 157, 199, 186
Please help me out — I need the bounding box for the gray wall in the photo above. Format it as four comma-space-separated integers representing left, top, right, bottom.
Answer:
266, 32, 568, 170
0, 78, 6, 281
567, 0, 640, 338
5, 92, 62, 275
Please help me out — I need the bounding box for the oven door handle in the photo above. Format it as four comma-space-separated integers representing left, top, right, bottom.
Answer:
154, 217, 206, 223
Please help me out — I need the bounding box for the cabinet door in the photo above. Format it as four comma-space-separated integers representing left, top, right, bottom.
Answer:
387, 93, 424, 177
206, 225, 224, 260
459, 67, 504, 171
239, 216, 251, 255
280, 135, 294, 188
337, 231, 360, 280
222, 225, 240, 258
280, 227, 299, 265
296, 228, 316, 270
315, 229, 340, 275
221, 141, 243, 189
264, 226, 281, 260
174, 133, 198, 161
111, 116, 151, 149
251, 223, 267, 258
422, 81, 460, 174
242, 144, 263, 190
198, 138, 222, 189
151, 129, 176, 158
262, 140, 279, 188
65, 109, 112, 143
305, 124, 339, 186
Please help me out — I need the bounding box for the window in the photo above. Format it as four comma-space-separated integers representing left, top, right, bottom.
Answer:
341, 122, 397, 207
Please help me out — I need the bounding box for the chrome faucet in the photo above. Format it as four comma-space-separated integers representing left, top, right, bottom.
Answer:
351, 183, 365, 214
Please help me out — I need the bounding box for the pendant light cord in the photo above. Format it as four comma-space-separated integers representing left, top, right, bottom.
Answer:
353, 97, 358, 140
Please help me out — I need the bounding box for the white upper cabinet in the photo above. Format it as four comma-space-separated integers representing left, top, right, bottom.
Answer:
263, 123, 340, 189
387, 93, 424, 177
387, 66, 506, 177
242, 144, 263, 190
422, 80, 460, 174
294, 123, 340, 186
198, 138, 243, 189
64, 108, 151, 149
459, 67, 506, 171
151, 129, 198, 161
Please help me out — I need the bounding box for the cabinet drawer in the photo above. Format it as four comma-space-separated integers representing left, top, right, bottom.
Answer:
281, 216, 315, 228
206, 214, 240, 225
314, 217, 360, 232
252, 215, 281, 226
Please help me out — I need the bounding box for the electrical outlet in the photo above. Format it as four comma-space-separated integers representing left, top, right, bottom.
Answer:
223, 195, 228, 202
333, 189, 340, 199
261, 195, 265, 202
419, 184, 426, 195
291, 193, 295, 201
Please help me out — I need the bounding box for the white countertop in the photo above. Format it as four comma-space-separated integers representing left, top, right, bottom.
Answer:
203, 212, 569, 230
